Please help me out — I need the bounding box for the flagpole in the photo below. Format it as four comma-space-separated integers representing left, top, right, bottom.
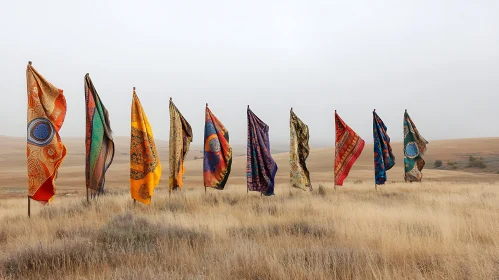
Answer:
247, 105, 249, 195
289, 107, 292, 193
27, 60, 32, 218
334, 110, 337, 192
205, 103, 208, 195
86, 187, 89, 203
374, 109, 377, 192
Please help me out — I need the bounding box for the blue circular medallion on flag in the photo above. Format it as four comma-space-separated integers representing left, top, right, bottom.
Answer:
27, 118, 54, 146
405, 142, 419, 158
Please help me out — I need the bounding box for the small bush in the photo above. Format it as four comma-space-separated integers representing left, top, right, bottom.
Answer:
447, 161, 458, 169
468, 156, 487, 169
434, 160, 443, 168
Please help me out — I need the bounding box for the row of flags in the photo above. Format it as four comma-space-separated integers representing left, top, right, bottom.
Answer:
25, 62, 428, 205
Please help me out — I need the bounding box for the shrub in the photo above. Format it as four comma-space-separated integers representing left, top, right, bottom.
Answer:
447, 161, 458, 169
434, 160, 443, 168
468, 156, 487, 169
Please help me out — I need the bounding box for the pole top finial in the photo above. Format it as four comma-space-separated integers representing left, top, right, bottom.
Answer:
374, 109, 376, 112
133, 86, 136, 90
206, 103, 208, 108
28, 61, 32, 65
170, 97, 172, 101
247, 105, 249, 109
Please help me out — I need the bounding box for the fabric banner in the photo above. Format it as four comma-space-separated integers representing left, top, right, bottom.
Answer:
290, 109, 311, 190
247, 107, 278, 195
84, 74, 115, 196
26, 62, 67, 203
169, 99, 193, 191
204, 106, 232, 189
404, 110, 428, 182
334, 111, 365, 186
373, 110, 395, 185
130, 89, 161, 204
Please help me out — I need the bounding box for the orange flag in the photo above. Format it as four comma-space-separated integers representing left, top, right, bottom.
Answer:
26, 62, 67, 203
130, 88, 161, 204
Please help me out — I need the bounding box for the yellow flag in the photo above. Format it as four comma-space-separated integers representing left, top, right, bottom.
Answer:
130, 88, 161, 204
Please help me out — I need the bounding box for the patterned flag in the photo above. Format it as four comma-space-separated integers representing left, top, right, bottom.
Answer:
130, 89, 161, 204
247, 107, 278, 196
84, 74, 115, 196
334, 111, 365, 186
404, 110, 428, 182
373, 110, 395, 185
290, 108, 311, 190
169, 99, 193, 191
26, 62, 67, 203
204, 106, 232, 190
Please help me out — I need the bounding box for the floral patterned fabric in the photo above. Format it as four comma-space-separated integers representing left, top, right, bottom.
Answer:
404, 110, 428, 182
247, 108, 278, 195
130, 89, 161, 204
290, 109, 311, 191
373, 111, 395, 185
169, 100, 193, 191
26, 63, 67, 203
204, 106, 232, 190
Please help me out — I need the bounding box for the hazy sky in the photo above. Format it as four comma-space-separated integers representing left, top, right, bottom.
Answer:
2, 0, 498, 147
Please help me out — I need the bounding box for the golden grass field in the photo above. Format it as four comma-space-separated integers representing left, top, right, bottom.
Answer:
0, 137, 499, 279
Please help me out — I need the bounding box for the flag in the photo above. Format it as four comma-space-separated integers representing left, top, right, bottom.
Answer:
130, 88, 161, 204
290, 108, 311, 190
404, 110, 428, 182
247, 107, 278, 195
334, 111, 365, 186
84, 74, 115, 196
26, 62, 67, 203
373, 110, 395, 185
169, 99, 193, 191
204, 105, 232, 189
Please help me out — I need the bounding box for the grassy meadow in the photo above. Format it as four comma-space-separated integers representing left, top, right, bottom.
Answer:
1, 181, 498, 279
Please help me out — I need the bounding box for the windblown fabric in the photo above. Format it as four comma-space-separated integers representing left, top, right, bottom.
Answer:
169, 100, 193, 191
404, 110, 428, 182
84, 74, 115, 196
373, 111, 395, 185
290, 109, 311, 190
334, 111, 365, 186
130, 89, 161, 205
26, 63, 67, 203
247, 108, 278, 195
204, 106, 232, 190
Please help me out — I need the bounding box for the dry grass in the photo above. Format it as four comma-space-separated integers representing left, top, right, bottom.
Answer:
0, 182, 499, 279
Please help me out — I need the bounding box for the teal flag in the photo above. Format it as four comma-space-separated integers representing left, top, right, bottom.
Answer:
403, 110, 428, 182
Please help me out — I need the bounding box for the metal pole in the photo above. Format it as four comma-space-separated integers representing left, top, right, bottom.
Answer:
28, 196, 31, 218
204, 186, 206, 194
86, 187, 89, 203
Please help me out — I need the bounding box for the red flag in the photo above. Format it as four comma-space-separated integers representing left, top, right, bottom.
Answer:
334, 111, 364, 186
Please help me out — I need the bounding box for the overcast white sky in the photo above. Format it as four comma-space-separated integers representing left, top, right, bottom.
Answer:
1, 0, 498, 147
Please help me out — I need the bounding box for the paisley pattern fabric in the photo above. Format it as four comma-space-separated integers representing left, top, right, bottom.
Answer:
204, 106, 232, 190
334, 111, 365, 186
247, 108, 278, 195
169, 100, 193, 191
130, 89, 161, 204
26, 63, 67, 203
404, 110, 428, 182
85, 74, 114, 196
373, 111, 395, 185
290, 109, 311, 191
